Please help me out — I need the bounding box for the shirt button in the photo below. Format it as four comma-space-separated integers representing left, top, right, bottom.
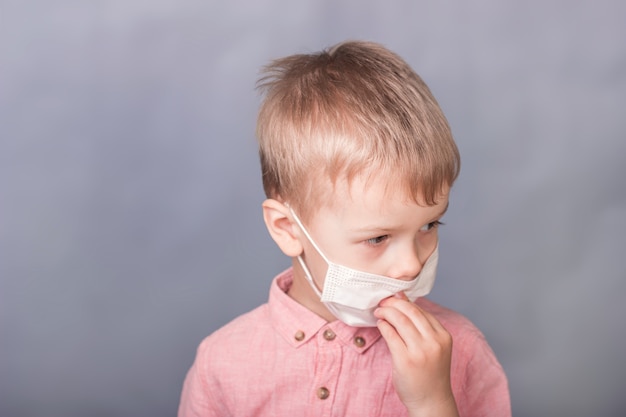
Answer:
317, 387, 330, 400
323, 329, 336, 341
294, 330, 305, 341
354, 336, 366, 347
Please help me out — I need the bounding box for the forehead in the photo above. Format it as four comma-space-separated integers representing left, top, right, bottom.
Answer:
309, 175, 450, 226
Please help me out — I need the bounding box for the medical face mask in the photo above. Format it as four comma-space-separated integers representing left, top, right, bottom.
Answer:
290, 209, 439, 327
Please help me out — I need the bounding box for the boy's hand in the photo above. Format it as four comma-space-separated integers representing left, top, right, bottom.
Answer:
374, 293, 459, 417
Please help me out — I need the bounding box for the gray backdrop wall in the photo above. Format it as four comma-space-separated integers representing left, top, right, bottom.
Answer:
2, 1, 625, 416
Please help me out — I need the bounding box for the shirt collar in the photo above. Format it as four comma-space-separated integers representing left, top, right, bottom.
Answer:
269, 267, 382, 353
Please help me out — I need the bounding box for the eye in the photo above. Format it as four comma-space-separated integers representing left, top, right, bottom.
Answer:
420, 220, 444, 232
365, 235, 389, 246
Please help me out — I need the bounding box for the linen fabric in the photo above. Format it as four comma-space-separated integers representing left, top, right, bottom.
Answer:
179, 268, 511, 417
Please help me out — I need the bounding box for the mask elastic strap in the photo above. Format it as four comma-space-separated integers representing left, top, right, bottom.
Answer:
289, 208, 332, 264
296, 255, 323, 298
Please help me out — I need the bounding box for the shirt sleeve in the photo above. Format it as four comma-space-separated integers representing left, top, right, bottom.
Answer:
178, 337, 229, 417
453, 326, 512, 417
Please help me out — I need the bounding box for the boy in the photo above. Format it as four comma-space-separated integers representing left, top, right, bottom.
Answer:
179, 41, 511, 417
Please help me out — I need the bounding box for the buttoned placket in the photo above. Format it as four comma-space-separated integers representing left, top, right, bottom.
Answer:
309, 326, 342, 415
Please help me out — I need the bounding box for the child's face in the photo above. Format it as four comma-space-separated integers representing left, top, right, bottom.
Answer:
294, 176, 449, 290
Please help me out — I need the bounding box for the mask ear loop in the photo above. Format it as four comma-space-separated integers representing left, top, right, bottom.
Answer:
287, 207, 329, 297
288, 208, 332, 264
295, 255, 323, 298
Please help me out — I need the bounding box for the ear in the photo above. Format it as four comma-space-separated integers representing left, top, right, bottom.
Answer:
262, 199, 303, 257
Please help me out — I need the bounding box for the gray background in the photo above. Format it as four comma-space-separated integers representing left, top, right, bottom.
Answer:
2, 1, 625, 416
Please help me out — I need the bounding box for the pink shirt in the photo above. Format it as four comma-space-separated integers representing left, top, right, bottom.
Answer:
179, 268, 511, 417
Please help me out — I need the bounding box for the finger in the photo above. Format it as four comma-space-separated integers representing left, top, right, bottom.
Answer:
386, 295, 447, 331
389, 292, 446, 331
379, 296, 440, 335
394, 291, 409, 301
376, 318, 408, 352
375, 305, 423, 348
409, 300, 448, 333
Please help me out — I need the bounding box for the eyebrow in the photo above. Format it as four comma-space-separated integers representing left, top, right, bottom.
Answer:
422, 201, 449, 225
349, 201, 450, 234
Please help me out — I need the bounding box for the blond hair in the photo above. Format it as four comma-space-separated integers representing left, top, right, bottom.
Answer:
256, 41, 460, 220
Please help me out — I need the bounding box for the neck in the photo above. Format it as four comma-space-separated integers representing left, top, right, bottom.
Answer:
288, 259, 337, 323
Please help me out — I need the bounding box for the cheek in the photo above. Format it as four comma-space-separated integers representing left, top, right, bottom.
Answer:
326, 240, 376, 272
301, 241, 330, 286
417, 232, 439, 262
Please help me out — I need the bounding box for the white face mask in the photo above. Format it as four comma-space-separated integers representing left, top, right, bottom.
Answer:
290, 209, 439, 327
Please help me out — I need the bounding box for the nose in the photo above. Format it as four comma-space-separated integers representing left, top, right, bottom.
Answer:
388, 245, 426, 281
